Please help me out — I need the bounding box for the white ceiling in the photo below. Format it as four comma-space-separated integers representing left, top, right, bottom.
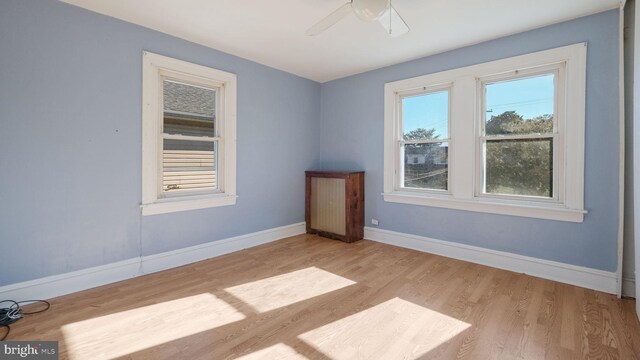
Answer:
62, 0, 619, 83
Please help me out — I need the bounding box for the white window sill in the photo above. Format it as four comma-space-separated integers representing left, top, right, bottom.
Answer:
382, 192, 585, 223
141, 194, 237, 216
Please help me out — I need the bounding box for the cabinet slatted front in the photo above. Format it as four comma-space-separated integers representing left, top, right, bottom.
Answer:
305, 171, 364, 243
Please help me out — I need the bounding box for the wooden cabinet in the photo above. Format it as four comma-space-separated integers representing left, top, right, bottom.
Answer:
305, 171, 364, 243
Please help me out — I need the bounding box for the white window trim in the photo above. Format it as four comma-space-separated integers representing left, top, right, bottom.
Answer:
142, 51, 237, 216
383, 43, 587, 222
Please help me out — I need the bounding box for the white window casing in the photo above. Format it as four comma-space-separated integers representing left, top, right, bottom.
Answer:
142, 52, 237, 215
383, 43, 587, 222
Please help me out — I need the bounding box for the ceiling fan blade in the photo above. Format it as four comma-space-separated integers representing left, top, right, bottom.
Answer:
378, 5, 409, 37
305, 3, 352, 36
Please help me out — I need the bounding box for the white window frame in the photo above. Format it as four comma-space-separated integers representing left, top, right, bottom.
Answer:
142, 52, 237, 215
383, 43, 587, 222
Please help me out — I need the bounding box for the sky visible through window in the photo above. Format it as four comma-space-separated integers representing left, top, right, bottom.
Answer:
403, 74, 554, 139
403, 91, 448, 139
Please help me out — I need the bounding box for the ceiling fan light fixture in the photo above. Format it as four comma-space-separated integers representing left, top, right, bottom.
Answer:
304, 0, 408, 37
352, 0, 389, 22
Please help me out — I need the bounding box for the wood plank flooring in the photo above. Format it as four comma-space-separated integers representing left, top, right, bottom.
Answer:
7, 234, 640, 359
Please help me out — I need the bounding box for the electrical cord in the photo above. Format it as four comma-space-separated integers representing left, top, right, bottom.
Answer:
0, 300, 50, 341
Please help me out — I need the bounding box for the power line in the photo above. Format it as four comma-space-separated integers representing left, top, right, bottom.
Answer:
487, 97, 553, 109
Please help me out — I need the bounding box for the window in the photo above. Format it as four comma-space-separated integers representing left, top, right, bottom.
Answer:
399, 87, 450, 192
142, 52, 237, 215
479, 70, 557, 200
383, 43, 586, 222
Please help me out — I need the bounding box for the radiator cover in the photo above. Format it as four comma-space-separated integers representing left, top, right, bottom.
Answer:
305, 171, 364, 243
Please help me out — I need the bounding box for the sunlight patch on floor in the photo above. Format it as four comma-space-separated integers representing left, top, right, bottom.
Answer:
61, 293, 244, 359
298, 297, 470, 359
234, 343, 308, 359
224, 266, 356, 312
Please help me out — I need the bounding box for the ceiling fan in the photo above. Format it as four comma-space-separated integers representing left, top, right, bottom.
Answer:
305, 0, 409, 37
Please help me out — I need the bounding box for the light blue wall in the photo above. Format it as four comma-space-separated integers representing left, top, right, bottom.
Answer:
319, 10, 621, 272
0, 0, 321, 286
0, 0, 621, 288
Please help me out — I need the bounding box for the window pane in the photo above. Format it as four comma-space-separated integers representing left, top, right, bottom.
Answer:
402, 90, 448, 140
485, 74, 554, 135
403, 142, 448, 190
163, 139, 217, 192
484, 138, 552, 197
163, 80, 215, 137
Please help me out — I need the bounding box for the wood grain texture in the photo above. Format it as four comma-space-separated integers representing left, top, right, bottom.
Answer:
8, 235, 640, 359
305, 171, 364, 243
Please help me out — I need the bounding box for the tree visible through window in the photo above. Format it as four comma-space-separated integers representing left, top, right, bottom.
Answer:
383, 44, 586, 221
482, 73, 555, 198
401, 89, 449, 191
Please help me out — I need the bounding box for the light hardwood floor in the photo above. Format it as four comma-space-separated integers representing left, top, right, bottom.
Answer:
9, 235, 640, 359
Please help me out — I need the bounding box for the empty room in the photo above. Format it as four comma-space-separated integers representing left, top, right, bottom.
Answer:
2, 0, 640, 359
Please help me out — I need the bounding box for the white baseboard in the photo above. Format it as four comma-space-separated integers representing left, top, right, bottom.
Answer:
141, 222, 306, 273
622, 275, 636, 298
0, 222, 306, 301
0, 258, 142, 302
0, 223, 620, 301
364, 227, 618, 294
